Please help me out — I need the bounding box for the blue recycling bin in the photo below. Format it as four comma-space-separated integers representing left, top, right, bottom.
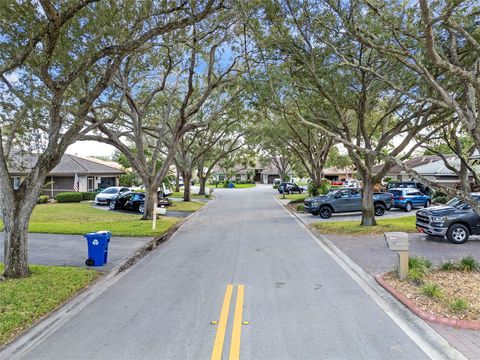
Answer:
84, 231, 111, 267
228, 182, 235, 188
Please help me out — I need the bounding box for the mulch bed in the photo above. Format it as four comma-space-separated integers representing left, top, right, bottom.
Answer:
383, 271, 480, 323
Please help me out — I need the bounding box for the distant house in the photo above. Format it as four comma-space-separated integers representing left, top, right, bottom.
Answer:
211, 162, 293, 184
372, 155, 480, 188
9, 154, 124, 197
323, 166, 356, 182
372, 155, 444, 182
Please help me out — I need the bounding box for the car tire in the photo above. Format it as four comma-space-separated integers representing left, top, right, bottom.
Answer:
446, 224, 469, 244
85, 258, 95, 266
404, 202, 412, 212
319, 206, 332, 219
424, 200, 430, 208
139, 204, 145, 214
374, 204, 385, 216
109, 201, 116, 210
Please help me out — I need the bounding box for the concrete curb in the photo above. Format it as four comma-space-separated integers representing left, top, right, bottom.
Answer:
376, 273, 480, 331
0, 196, 216, 359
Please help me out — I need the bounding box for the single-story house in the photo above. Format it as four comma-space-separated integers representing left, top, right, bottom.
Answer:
372, 155, 444, 182
9, 153, 124, 197
323, 166, 356, 182
372, 155, 479, 188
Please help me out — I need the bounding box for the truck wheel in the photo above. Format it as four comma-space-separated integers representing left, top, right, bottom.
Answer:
404, 202, 412, 212
446, 224, 469, 244
319, 206, 332, 219
139, 204, 145, 214
424, 200, 430, 208
374, 204, 385, 216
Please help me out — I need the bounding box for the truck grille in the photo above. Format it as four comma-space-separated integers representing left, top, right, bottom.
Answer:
416, 214, 430, 225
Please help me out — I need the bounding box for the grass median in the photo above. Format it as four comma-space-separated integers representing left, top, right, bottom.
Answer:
171, 191, 210, 199
0, 264, 99, 346
312, 216, 417, 235
0, 203, 179, 237
168, 201, 205, 212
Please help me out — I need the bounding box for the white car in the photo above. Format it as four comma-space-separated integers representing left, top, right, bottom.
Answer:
94, 187, 130, 205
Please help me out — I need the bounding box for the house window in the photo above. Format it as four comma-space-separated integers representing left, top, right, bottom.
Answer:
218, 174, 225, 181
12, 176, 21, 190
235, 174, 242, 182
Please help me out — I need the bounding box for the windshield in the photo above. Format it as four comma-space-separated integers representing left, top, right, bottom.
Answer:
388, 190, 403, 197
101, 188, 118, 194
446, 196, 480, 209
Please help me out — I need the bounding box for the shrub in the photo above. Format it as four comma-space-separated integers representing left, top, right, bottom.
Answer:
420, 283, 443, 298
37, 195, 49, 204
55, 192, 82, 203
433, 196, 448, 204
449, 298, 469, 313
80, 192, 97, 201
440, 261, 458, 271
296, 204, 305, 212
458, 256, 480, 272
407, 256, 432, 283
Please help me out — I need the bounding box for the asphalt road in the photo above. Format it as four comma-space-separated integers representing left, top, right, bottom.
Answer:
15, 185, 436, 359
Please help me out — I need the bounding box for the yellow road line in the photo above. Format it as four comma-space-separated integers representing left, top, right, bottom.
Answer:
229, 284, 245, 360
211, 284, 233, 360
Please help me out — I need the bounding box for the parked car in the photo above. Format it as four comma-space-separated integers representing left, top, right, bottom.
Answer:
387, 181, 430, 195
95, 186, 130, 205
278, 182, 304, 194
387, 188, 431, 212
416, 194, 480, 244
304, 188, 393, 219
109, 191, 171, 213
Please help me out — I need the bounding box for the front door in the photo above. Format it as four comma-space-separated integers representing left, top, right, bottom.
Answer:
87, 176, 95, 192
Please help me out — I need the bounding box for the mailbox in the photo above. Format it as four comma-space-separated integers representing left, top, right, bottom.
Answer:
384, 232, 409, 251
384, 232, 409, 280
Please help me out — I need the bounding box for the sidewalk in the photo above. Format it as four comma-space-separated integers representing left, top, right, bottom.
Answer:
0, 233, 152, 272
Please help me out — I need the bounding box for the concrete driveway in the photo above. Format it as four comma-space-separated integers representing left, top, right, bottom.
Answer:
0, 233, 151, 272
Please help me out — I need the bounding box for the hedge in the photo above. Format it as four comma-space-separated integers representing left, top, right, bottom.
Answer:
81, 192, 97, 201
37, 195, 49, 204
55, 192, 83, 203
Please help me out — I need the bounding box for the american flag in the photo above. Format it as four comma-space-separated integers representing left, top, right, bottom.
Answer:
73, 173, 79, 192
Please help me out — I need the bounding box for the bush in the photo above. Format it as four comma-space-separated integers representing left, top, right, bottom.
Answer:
440, 261, 458, 271
55, 192, 82, 203
433, 196, 448, 204
37, 195, 49, 204
420, 283, 443, 298
80, 192, 97, 201
458, 256, 479, 272
407, 256, 432, 283
296, 204, 305, 212
449, 298, 469, 313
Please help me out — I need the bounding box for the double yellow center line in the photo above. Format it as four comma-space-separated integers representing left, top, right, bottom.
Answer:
211, 284, 245, 360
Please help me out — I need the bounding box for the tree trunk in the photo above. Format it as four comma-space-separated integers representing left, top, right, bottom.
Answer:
142, 182, 158, 220
459, 163, 471, 193
199, 176, 207, 195
175, 168, 180, 193
360, 174, 377, 226
182, 171, 192, 202
2, 190, 40, 278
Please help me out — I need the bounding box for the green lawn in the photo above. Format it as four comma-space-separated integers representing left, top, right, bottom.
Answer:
168, 201, 204, 212
0, 203, 179, 237
312, 216, 417, 235
0, 264, 99, 346
278, 193, 308, 202
171, 191, 210, 199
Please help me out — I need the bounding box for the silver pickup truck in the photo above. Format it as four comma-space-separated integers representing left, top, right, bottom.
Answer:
304, 188, 394, 219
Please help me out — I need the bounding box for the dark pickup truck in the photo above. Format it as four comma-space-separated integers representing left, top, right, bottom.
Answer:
304, 188, 393, 219
416, 193, 480, 244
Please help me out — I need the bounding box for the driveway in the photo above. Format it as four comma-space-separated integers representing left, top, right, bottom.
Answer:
10, 184, 449, 360
0, 233, 151, 272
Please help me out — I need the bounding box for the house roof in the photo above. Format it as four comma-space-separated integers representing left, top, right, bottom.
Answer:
371, 155, 444, 174
323, 166, 355, 176
414, 158, 480, 176
9, 153, 124, 176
